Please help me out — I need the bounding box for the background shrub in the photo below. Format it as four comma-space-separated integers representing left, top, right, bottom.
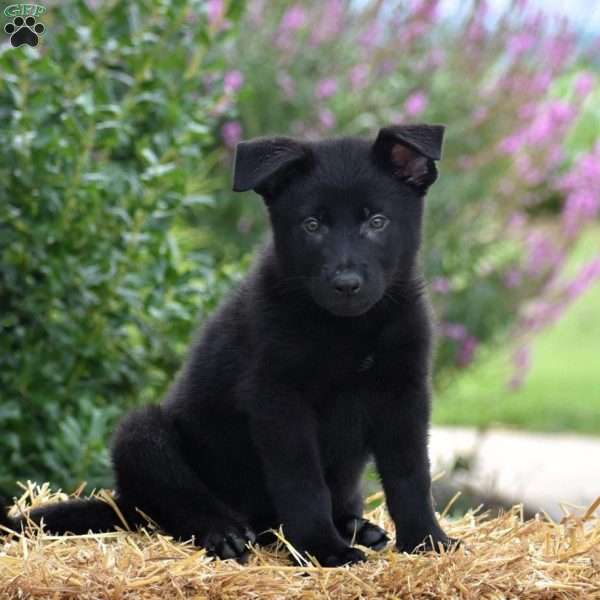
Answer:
0, 0, 245, 491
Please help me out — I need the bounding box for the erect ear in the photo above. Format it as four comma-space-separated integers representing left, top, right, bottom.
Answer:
232, 136, 310, 198
372, 124, 445, 193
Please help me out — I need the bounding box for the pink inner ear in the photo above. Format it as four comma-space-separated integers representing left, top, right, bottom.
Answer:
391, 144, 429, 183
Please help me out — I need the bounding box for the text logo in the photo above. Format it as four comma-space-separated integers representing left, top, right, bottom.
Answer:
4, 4, 46, 47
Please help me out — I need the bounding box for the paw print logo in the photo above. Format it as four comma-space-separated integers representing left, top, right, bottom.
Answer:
4, 15, 45, 47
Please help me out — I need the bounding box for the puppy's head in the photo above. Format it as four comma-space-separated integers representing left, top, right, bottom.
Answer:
232, 124, 445, 317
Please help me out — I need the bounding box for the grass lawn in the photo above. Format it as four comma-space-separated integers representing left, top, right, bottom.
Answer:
433, 227, 600, 435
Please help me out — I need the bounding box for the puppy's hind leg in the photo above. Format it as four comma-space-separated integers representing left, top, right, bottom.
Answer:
112, 405, 255, 561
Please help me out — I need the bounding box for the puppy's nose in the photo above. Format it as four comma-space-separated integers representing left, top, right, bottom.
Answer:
333, 272, 362, 296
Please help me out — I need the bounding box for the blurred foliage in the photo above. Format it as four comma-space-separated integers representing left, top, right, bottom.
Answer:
214, 0, 600, 382
0, 0, 245, 491
1, 0, 599, 492
434, 227, 600, 434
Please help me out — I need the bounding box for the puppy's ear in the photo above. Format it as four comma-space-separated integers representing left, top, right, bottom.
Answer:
232, 136, 310, 198
372, 124, 445, 193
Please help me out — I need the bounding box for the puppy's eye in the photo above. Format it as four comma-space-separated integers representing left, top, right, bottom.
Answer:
368, 214, 389, 231
303, 217, 321, 233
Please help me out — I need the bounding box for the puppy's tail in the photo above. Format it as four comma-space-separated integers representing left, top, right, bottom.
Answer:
0, 494, 141, 536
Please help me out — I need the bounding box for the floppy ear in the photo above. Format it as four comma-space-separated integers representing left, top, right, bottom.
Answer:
232, 136, 310, 198
372, 124, 445, 193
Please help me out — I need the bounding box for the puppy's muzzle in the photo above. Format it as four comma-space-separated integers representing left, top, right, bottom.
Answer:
332, 271, 363, 297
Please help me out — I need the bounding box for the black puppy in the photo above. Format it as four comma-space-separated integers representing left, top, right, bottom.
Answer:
1, 124, 454, 567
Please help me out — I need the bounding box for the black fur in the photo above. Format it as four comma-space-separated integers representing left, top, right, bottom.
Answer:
2, 124, 455, 566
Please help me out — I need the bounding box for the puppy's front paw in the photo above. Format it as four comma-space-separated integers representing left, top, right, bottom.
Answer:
321, 546, 366, 567
337, 516, 390, 551
203, 524, 256, 563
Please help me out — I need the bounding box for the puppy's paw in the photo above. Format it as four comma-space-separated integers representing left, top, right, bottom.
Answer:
337, 516, 390, 551
321, 546, 366, 567
203, 523, 256, 563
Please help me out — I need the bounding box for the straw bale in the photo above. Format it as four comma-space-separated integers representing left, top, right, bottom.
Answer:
1, 483, 599, 599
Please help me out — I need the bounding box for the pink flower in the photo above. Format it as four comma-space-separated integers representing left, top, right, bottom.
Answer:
526, 232, 563, 276
380, 60, 396, 76
359, 21, 382, 50
224, 70, 244, 94
280, 4, 307, 31
515, 154, 542, 186
514, 346, 531, 370
350, 64, 369, 91
508, 32, 536, 57
442, 322, 467, 341
310, 0, 344, 46
410, 0, 440, 22
425, 48, 445, 69
247, 0, 266, 26
499, 180, 516, 196
221, 121, 242, 148
559, 145, 600, 236
499, 133, 524, 154
500, 99, 577, 155
318, 108, 336, 130
547, 144, 564, 167
560, 146, 600, 189
518, 103, 536, 119
276, 4, 307, 49
466, 18, 485, 45
404, 90, 428, 117
473, 107, 488, 125
529, 101, 575, 144
543, 31, 575, 71
277, 72, 296, 99
186, 10, 199, 24
400, 20, 428, 46
563, 191, 600, 237
315, 78, 338, 99
522, 301, 560, 333
508, 212, 527, 231
574, 72, 596, 98
531, 71, 552, 94
457, 336, 478, 367
504, 269, 523, 288
431, 277, 450, 294
564, 258, 600, 300
457, 156, 475, 171
509, 346, 531, 389
207, 0, 225, 29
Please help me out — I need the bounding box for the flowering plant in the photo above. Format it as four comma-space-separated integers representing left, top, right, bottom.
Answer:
214, 0, 600, 384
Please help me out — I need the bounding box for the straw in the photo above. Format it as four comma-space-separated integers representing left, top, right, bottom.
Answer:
1, 482, 599, 599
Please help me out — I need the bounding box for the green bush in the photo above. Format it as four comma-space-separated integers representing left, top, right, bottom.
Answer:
0, 0, 244, 491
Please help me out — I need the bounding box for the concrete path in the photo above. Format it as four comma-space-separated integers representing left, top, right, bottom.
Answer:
429, 427, 600, 519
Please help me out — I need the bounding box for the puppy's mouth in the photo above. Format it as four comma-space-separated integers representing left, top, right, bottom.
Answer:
308, 279, 381, 317
321, 298, 374, 317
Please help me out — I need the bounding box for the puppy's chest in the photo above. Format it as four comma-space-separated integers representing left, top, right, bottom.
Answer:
309, 333, 376, 383
309, 340, 376, 457
314, 380, 371, 465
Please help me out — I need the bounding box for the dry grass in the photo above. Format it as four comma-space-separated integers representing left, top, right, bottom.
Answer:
1, 483, 599, 599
